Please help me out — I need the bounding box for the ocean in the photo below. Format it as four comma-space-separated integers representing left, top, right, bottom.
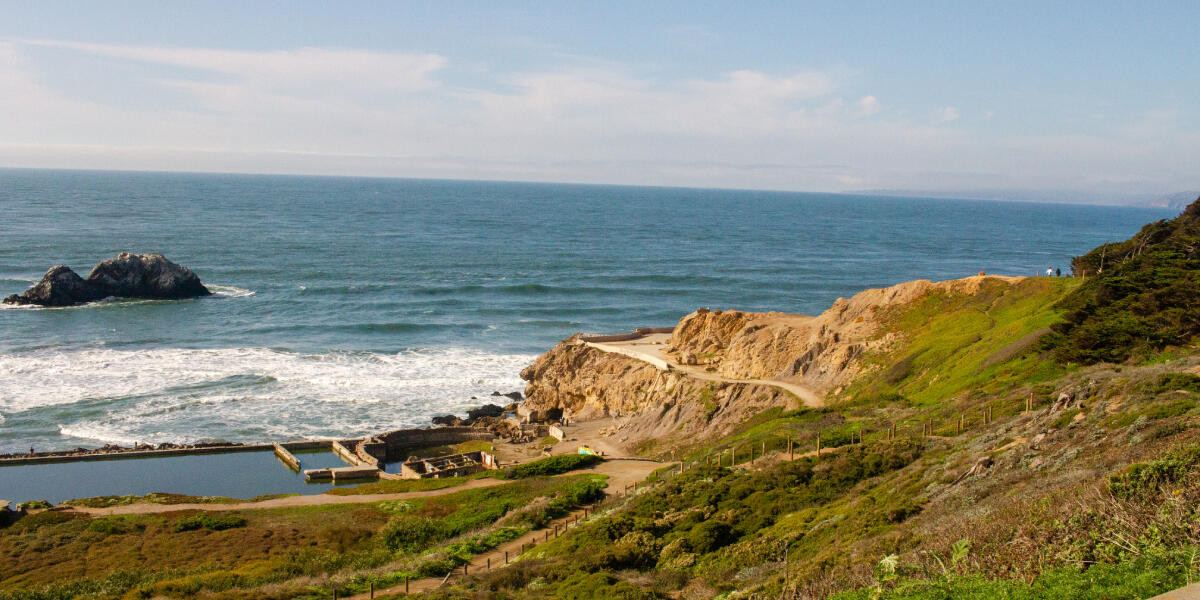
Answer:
0, 169, 1175, 454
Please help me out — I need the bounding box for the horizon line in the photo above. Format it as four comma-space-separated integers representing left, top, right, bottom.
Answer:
0, 165, 1180, 210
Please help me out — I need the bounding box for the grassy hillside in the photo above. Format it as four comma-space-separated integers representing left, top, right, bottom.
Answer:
0, 470, 606, 600
842, 276, 1079, 406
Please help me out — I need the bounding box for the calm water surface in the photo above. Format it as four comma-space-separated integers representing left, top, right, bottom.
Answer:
0, 450, 355, 504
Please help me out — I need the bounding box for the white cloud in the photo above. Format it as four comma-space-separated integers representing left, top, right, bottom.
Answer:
0, 40, 1195, 194
857, 95, 882, 116
28, 41, 447, 98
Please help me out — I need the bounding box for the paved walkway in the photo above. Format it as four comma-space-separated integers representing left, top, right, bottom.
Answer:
1150, 583, 1200, 600
585, 333, 824, 408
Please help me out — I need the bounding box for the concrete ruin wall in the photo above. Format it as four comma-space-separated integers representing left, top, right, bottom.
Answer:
398, 450, 498, 479
635, 326, 676, 334
366, 426, 494, 463
578, 326, 676, 344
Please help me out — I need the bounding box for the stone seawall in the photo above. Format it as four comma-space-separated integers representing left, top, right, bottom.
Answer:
0, 443, 276, 466
578, 326, 675, 344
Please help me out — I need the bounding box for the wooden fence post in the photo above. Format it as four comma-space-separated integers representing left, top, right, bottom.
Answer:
816, 433, 821, 457
405, 575, 408, 594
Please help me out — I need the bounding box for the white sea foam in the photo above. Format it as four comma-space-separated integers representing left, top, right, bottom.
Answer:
0, 346, 535, 447
0, 283, 253, 310
207, 284, 255, 298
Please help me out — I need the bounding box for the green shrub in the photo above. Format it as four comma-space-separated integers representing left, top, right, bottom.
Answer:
687, 520, 733, 553
87, 517, 139, 536
1045, 203, 1200, 364
172, 513, 247, 532
1108, 445, 1200, 499
1143, 397, 1197, 420
505, 453, 601, 479
379, 514, 444, 552
1150, 372, 1200, 393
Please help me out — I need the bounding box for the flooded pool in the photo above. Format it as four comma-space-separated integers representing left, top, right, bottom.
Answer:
0, 449, 354, 504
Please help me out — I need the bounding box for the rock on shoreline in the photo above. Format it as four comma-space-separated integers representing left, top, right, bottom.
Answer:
3, 253, 211, 306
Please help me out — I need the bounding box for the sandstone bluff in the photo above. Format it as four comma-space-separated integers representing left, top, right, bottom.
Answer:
3, 253, 211, 307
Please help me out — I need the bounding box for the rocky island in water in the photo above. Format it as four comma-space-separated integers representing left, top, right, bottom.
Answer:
3, 252, 210, 307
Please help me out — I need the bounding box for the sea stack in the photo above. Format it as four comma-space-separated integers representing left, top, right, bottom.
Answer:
3, 253, 211, 307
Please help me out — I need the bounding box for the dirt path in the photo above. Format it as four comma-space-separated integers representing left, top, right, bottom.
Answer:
66, 458, 661, 517
342, 458, 662, 598
585, 334, 824, 408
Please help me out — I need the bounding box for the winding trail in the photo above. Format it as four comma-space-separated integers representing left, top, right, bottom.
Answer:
584, 333, 825, 408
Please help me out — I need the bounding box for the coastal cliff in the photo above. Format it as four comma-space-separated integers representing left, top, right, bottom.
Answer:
521, 274, 1045, 448
520, 342, 793, 445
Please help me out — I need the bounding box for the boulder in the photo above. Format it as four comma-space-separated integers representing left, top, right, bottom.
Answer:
467, 404, 505, 421
0, 502, 23, 527
954, 456, 994, 484
431, 414, 462, 426
3, 265, 102, 306
86, 253, 210, 299
1049, 392, 1077, 413
3, 253, 210, 306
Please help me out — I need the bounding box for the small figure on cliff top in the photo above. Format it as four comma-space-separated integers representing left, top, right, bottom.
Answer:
1056, 268, 1062, 277
1046, 267, 1053, 276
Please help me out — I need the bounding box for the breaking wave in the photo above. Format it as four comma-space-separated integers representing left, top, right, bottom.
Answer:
0, 346, 534, 451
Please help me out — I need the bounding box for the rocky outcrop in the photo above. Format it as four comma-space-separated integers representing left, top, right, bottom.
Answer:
520, 275, 1028, 451
666, 275, 1026, 394
3, 265, 101, 307
520, 340, 793, 448
85, 253, 210, 300
3, 253, 210, 306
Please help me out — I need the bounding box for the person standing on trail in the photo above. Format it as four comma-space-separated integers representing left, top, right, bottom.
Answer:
1046, 267, 1053, 276
1056, 268, 1061, 277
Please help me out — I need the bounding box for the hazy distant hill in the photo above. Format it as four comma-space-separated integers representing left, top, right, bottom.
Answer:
1145, 191, 1200, 210
850, 187, 1174, 206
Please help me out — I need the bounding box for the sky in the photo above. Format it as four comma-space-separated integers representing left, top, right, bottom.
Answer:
0, 1, 1197, 200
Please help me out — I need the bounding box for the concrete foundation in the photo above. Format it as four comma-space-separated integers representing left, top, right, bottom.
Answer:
398, 450, 499, 479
